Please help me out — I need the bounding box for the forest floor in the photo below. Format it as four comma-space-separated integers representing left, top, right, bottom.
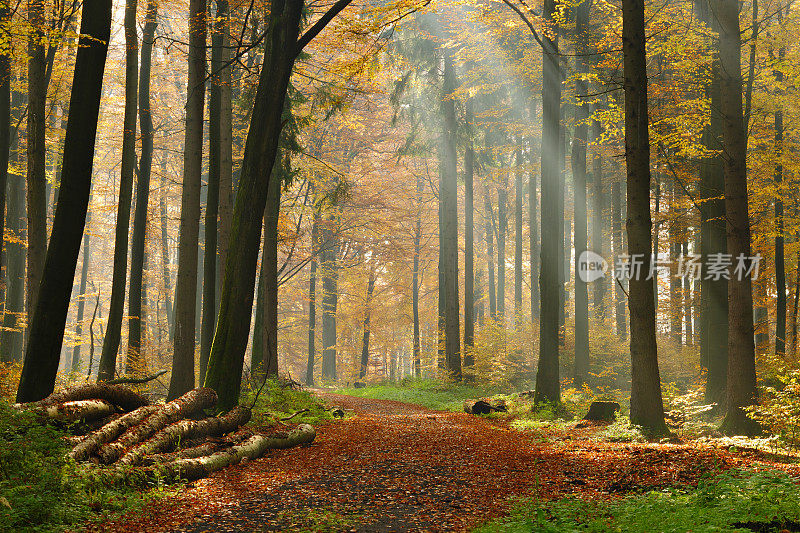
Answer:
89, 393, 800, 532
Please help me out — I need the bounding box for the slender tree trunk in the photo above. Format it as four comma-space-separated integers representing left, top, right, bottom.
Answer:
622, 0, 667, 434
790, 252, 800, 357
485, 191, 497, 320
160, 161, 174, 343
773, 9, 786, 357
26, 0, 48, 338
306, 210, 319, 385
97, 0, 138, 380
0, 3, 10, 285
258, 158, 281, 377
535, 0, 561, 403
216, 0, 233, 309
573, 0, 591, 386
72, 217, 90, 372
203, 0, 323, 410
413, 176, 422, 377
529, 105, 540, 322
15, 0, 112, 402
1, 87, 22, 363
669, 185, 682, 344
514, 146, 523, 322
358, 262, 376, 380
612, 179, 626, 338
464, 103, 475, 370
440, 54, 461, 379
169, 0, 207, 400
128, 0, 158, 374
591, 118, 606, 318
497, 163, 507, 323
320, 212, 339, 381
716, 0, 758, 436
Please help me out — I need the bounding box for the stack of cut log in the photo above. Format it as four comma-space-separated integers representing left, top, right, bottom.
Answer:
14, 384, 316, 482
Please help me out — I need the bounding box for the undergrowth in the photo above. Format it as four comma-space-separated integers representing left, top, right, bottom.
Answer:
474, 468, 800, 533
335, 378, 504, 411
0, 401, 177, 532
242, 377, 333, 427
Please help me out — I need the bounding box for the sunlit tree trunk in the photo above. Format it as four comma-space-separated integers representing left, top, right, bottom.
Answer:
535, 0, 561, 403
622, 0, 666, 434
71, 215, 90, 371
612, 178, 626, 338
413, 176, 422, 377
26, 0, 47, 340
484, 191, 497, 320
464, 101, 475, 371
716, 0, 758, 436
591, 118, 606, 318
0, 3, 9, 287
514, 146, 523, 323
169, 0, 206, 400
440, 54, 461, 379
127, 0, 158, 374
529, 104, 540, 322
497, 161, 507, 323
16, 0, 112, 402
683, 240, 693, 344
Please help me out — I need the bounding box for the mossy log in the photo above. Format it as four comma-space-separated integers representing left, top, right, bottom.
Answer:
69, 405, 159, 461
97, 388, 217, 464
39, 399, 117, 423
117, 406, 251, 465
17, 384, 149, 412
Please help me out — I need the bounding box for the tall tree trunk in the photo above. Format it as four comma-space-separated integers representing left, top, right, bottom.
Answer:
358, 262, 376, 380
591, 118, 606, 318
26, 0, 48, 339
203, 0, 329, 410
413, 176, 422, 377
485, 191, 497, 320
529, 105, 540, 322
160, 159, 174, 343
622, 0, 666, 434
128, 0, 158, 374
15, 0, 112, 402
773, 8, 786, 357
572, 0, 591, 386
71, 215, 91, 372
320, 212, 339, 381
696, 0, 729, 405
169, 0, 207, 400
306, 210, 319, 385
716, 0, 758, 436
612, 178, 626, 338
683, 240, 693, 344
0, 3, 9, 285
440, 53, 461, 380
790, 252, 800, 357
535, 0, 561, 403
97, 0, 137, 380
216, 0, 233, 309
497, 163, 507, 323
464, 102, 475, 370
669, 184, 682, 344
514, 146, 523, 322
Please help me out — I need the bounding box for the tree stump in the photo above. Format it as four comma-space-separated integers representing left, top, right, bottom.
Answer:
582, 401, 620, 422
353, 382, 366, 389
463, 398, 507, 415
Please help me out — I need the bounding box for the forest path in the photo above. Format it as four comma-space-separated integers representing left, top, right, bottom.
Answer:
94, 393, 768, 532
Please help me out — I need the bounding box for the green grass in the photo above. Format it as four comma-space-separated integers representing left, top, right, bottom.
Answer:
334, 378, 504, 412
473, 468, 800, 532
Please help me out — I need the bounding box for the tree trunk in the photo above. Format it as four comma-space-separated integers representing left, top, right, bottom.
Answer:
19, 383, 148, 412
128, 0, 158, 374
591, 118, 606, 318
497, 162, 507, 322
26, 0, 48, 333
69, 405, 159, 461
160, 164, 174, 343
573, 0, 591, 386
169, 0, 207, 400
514, 146, 523, 322
440, 53, 461, 379
413, 176, 422, 377
683, 240, 693, 344
622, 0, 667, 434
71, 211, 91, 371
358, 262, 376, 380
669, 184, 682, 344
203, 0, 314, 410
216, 0, 233, 311
485, 191, 497, 320
464, 102, 475, 370
535, 0, 561, 403
15, 0, 112, 403
320, 211, 339, 382
97, 0, 138, 381
716, 0, 758, 436
0, 4, 9, 286
529, 104, 540, 322
612, 178, 626, 338
773, 9, 786, 357
306, 210, 319, 385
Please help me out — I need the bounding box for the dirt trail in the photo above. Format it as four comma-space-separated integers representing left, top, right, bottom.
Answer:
93, 394, 767, 532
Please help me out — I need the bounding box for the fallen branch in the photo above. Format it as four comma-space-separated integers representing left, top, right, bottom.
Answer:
140, 428, 254, 466
106, 370, 168, 385
280, 408, 309, 421
98, 388, 217, 464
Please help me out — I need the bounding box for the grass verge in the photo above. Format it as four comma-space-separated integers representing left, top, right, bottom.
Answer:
334, 378, 504, 412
